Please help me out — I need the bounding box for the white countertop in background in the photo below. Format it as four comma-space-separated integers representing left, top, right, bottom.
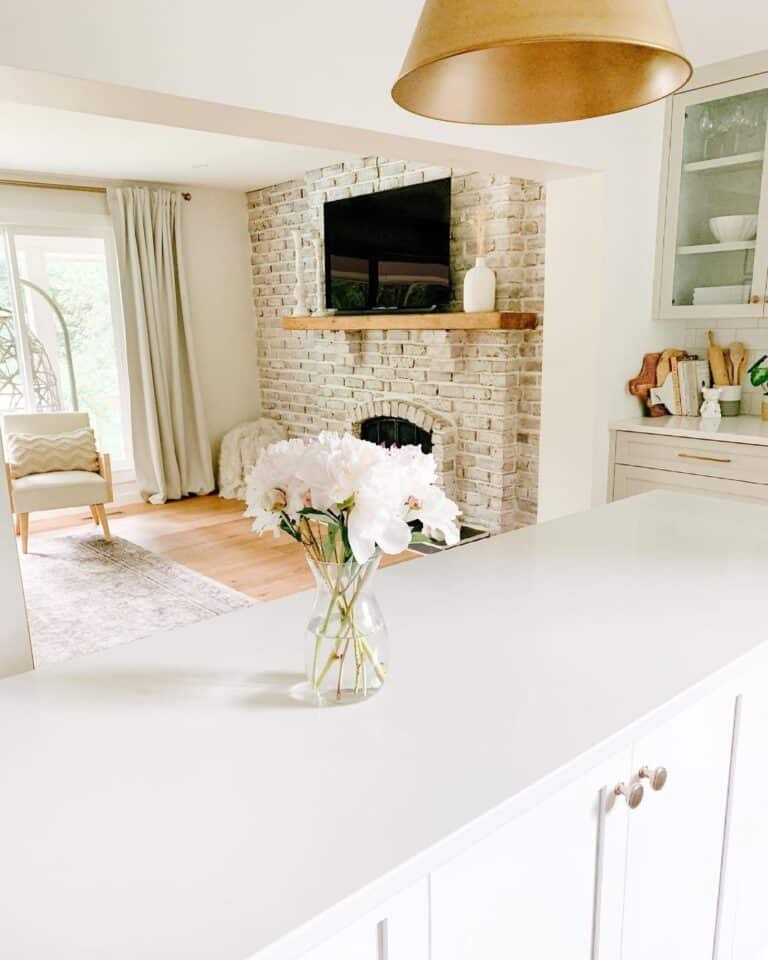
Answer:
613, 414, 768, 445
1, 492, 767, 960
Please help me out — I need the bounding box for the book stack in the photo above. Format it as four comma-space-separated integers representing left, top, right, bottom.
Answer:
672, 357, 711, 416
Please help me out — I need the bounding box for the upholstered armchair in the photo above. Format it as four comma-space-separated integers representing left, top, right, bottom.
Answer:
1, 412, 113, 554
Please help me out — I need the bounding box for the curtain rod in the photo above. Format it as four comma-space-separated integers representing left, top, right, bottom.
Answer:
0, 179, 191, 200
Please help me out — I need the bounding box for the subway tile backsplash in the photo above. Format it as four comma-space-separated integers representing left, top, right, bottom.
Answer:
684, 317, 768, 415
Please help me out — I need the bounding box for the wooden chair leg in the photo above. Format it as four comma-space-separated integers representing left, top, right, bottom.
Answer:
89, 505, 101, 526
19, 513, 29, 554
95, 504, 112, 542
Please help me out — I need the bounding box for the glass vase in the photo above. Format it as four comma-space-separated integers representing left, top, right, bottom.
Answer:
304, 553, 389, 706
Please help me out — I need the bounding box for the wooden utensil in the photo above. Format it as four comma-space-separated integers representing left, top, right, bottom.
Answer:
656, 348, 686, 387
729, 341, 746, 385
708, 330, 730, 386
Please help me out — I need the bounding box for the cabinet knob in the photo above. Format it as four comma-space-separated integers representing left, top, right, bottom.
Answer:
751, 294, 762, 304
639, 765, 668, 791
614, 781, 644, 809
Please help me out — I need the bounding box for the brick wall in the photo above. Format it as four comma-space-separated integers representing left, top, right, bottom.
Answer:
247, 158, 544, 533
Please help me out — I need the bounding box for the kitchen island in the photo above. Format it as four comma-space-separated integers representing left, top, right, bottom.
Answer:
1, 491, 766, 960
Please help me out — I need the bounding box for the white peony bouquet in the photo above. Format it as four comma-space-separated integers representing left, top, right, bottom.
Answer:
245, 431, 460, 562
245, 432, 461, 704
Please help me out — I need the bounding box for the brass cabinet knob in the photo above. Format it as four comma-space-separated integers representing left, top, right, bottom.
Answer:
639, 765, 668, 791
614, 780, 644, 809
752, 294, 762, 304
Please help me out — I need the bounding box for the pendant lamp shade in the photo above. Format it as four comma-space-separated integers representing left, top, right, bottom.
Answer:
392, 0, 692, 125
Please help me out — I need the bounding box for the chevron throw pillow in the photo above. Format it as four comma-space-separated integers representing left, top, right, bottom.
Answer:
6, 428, 100, 479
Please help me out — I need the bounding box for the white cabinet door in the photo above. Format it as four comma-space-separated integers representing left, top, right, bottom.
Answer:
715, 673, 768, 960
622, 690, 736, 960
300, 880, 428, 960
430, 750, 633, 960
656, 71, 768, 321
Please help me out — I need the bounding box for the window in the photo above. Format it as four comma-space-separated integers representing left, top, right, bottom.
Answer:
0, 227, 131, 470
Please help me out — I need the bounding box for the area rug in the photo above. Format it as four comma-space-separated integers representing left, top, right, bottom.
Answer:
19, 533, 254, 665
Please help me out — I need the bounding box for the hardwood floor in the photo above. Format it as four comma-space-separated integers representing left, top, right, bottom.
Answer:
27, 495, 415, 601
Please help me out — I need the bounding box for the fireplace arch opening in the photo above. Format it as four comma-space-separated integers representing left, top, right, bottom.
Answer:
359, 415, 432, 454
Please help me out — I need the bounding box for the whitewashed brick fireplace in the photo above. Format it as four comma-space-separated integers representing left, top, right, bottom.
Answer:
351, 397, 458, 503
247, 158, 544, 534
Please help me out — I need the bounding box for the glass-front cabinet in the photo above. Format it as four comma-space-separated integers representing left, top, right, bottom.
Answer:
656, 72, 768, 319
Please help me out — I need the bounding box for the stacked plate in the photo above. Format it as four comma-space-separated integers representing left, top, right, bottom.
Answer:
692, 284, 751, 305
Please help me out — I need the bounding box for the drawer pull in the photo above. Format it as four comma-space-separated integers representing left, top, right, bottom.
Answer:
614, 781, 644, 809
677, 453, 732, 464
639, 765, 668, 791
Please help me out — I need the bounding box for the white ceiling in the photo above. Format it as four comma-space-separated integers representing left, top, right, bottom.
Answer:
0, 0, 765, 121
0, 1, 766, 188
0, 102, 350, 191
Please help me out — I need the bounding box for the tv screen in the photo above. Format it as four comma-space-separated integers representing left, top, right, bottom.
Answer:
324, 177, 451, 313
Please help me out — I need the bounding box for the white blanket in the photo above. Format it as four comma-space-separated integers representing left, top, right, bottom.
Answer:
218, 419, 287, 500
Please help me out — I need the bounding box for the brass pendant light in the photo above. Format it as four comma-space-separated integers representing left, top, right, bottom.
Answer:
392, 0, 692, 125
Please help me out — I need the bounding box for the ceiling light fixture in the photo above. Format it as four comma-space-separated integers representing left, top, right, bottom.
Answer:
391, 0, 692, 125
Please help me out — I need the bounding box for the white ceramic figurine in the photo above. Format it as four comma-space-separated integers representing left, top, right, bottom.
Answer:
700, 386, 722, 418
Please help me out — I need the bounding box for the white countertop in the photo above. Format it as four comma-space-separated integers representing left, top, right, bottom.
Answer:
613, 414, 768, 445
1, 491, 767, 960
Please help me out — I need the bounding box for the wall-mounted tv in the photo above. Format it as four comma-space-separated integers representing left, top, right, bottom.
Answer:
324, 177, 451, 313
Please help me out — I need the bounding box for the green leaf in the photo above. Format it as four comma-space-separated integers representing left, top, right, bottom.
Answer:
340, 522, 353, 562
322, 524, 339, 560
409, 531, 434, 544
279, 513, 302, 542
298, 508, 340, 526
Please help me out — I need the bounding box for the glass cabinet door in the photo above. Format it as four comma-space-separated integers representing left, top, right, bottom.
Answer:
662, 76, 768, 315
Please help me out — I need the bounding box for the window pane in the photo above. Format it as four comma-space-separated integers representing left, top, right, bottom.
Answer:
0, 244, 25, 412
14, 234, 128, 463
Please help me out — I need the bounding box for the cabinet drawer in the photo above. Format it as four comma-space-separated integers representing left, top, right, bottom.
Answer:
612, 464, 768, 505
615, 431, 768, 484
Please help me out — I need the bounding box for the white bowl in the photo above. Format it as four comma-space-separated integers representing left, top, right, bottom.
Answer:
709, 215, 758, 243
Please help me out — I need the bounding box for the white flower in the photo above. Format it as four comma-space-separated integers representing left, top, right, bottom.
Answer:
348, 455, 412, 561
407, 486, 461, 546
299, 432, 386, 510
388, 444, 438, 488
389, 444, 460, 546
245, 437, 309, 534
244, 431, 461, 560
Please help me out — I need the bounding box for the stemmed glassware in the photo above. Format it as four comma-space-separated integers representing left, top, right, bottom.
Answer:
698, 108, 715, 160
731, 104, 750, 154
703, 97, 768, 160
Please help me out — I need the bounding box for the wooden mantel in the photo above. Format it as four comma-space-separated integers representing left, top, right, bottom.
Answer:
282, 311, 537, 331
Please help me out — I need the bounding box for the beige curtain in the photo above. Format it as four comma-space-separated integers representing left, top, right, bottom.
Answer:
109, 187, 214, 503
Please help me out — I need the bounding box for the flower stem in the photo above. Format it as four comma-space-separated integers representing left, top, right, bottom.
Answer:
309, 553, 386, 697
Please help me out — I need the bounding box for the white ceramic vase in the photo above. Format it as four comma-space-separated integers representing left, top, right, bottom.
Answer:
463, 257, 496, 312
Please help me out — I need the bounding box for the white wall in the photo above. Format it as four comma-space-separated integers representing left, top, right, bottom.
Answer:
0, 437, 32, 677
0, 183, 107, 223
180, 186, 260, 463
522, 103, 686, 519
588, 142, 686, 508
539, 174, 604, 522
